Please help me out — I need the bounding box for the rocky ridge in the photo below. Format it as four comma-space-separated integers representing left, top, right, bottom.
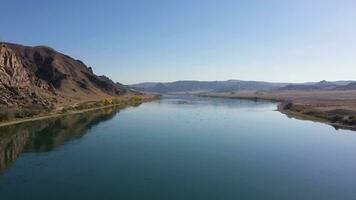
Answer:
0, 42, 130, 108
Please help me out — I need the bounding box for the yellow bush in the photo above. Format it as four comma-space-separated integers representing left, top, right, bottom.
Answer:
100, 98, 114, 105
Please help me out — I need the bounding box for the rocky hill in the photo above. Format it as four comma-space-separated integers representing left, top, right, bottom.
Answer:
278, 80, 355, 91
278, 80, 336, 91
0, 42, 132, 109
334, 82, 356, 90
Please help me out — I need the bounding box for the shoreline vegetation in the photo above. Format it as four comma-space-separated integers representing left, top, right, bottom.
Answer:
199, 91, 356, 131
0, 95, 159, 128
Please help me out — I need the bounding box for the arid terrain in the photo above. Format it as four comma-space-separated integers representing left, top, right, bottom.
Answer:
0, 42, 156, 124
201, 90, 356, 130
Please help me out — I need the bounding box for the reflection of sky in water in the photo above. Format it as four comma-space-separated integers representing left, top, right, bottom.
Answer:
159, 94, 278, 111
1, 96, 356, 200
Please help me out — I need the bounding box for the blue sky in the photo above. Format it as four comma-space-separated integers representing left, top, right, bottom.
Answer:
1, 0, 355, 84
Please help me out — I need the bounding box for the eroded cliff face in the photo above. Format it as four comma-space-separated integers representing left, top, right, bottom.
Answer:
0, 44, 31, 87
0, 44, 56, 107
0, 42, 130, 108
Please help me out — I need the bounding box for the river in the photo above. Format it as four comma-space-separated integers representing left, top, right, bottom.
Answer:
0, 95, 356, 199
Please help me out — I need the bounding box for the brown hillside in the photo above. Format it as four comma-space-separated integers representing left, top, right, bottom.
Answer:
0, 42, 131, 108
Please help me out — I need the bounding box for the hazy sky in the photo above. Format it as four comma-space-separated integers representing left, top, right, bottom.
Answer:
1, 0, 355, 84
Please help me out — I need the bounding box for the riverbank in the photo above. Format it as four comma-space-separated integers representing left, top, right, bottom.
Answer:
0, 94, 159, 127
200, 90, 356, 131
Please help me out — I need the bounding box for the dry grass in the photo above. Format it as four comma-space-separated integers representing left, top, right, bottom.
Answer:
202, 90, 356, 130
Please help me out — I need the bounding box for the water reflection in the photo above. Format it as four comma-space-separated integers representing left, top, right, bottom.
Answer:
0, 107, 121, 173
161, 94, 277, 110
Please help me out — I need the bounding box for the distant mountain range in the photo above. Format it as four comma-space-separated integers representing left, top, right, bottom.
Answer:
131, 80, 288, 93
131, 80, 356, 93
0, 42, 137, 108
278, 80, 355, 91
335, 82, 356, 90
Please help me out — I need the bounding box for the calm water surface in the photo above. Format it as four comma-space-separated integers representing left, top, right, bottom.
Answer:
1, 95, 356, 199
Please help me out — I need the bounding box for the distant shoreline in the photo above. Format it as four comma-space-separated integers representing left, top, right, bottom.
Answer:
276, 104, 356, 131
199, 92, 356, 131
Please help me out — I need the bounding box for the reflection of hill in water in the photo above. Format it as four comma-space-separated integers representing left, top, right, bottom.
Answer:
0, 107, 120, 173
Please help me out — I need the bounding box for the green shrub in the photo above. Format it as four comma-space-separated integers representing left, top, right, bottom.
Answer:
60, 106, 73, 114
283, 102, 293, 110
14, 105, 42, 118
330, 115, 343, 123
75, 102, 91, 110
0, 107, 15, 122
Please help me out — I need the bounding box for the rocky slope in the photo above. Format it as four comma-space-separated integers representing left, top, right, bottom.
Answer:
0, 42, 132, 109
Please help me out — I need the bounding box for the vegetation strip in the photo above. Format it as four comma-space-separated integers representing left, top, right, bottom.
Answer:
0, 96, 158, 127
